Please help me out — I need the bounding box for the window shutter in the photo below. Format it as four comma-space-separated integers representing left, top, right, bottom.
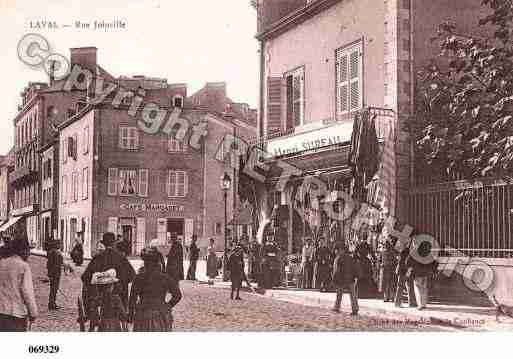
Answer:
63, 138, 67, 163
267, 77, 284, 136
184, 219, 194, 246
132, 128, 140, 148
119, 127, 126, 148
108, 168, 118, 196
83, 126, 89, 154
157, 218, 167, 242
184, 172, 189, 196
107, 217, 118, 235
139, 169, 149, 197
136, 218, 146, 255
350, 48, 361, 110
336, 52, 349, 114
166, 170, 171, 197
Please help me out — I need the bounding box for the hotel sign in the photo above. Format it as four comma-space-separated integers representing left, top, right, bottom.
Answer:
120, 203, 185, 212
266, 121, 353, 158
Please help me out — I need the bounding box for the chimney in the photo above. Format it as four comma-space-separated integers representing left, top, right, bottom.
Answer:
70, 47, 98, 73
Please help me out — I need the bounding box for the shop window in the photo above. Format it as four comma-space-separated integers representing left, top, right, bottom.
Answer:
336, 41, 362, 117
167, 170, 188, 197
119, 126, 139, 150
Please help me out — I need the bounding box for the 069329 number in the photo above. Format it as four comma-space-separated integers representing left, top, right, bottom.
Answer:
28, 345, 60, 354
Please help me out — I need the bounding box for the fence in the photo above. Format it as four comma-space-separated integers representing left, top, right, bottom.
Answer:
409, 178, 513, 258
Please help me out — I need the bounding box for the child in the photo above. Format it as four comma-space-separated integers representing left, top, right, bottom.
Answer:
89, 269, 128, 332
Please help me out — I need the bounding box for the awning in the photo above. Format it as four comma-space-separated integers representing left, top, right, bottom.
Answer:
0, 216, 22, 232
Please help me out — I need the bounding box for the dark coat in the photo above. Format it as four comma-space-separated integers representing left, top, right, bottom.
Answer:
70, 243, 84, 266
166, 242, 184, 281
332, 252, 357, 287
188, 242, 199, 261
47, 248, 63, 279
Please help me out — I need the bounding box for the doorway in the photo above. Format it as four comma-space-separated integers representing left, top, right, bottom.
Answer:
120, 217, 136, 256
167, 218, 184, 237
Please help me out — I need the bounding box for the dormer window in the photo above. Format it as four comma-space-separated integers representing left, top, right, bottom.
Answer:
173, 95, 184, 108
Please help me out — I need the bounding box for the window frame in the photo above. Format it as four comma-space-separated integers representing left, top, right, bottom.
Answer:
82, 167, 89, 200
62, 175, 68, 204
138, 169, 149, 197
83, 126, 90, 154
167, 170, 188, 198
108, 168, 118, 196
119, 168, 138, 197
119, 126, 139, 150
335, 40, 363, 118
284, 66, 305, 128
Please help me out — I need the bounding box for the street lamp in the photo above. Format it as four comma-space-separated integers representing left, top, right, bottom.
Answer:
221, 172, 231, 281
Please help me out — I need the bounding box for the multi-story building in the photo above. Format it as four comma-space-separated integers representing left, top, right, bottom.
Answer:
0, 155, 8, 223
251, 0, 487, 253
58, 103, 256, 258
54, 49, 257, 258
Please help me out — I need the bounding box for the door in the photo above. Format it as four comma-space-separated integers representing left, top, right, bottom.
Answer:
121, 225, 134, 256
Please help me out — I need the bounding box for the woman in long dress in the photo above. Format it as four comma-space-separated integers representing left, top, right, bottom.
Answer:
206, 238, 218, 285
128, 247, 182, 332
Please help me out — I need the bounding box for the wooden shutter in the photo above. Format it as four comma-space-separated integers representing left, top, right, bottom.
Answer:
336, 51, 349, 115
108, 168, 118, 195
183, 172, 188, 196
136, 218, 146, 255
108, 217, 118, 235
267, 77, 284, 135
119, 127, 126, 148
349, 48, 361, 110
157, 218, 167, 242
139, 169, 149, 197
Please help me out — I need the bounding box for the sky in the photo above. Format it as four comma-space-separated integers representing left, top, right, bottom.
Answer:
0, 0, 259, 154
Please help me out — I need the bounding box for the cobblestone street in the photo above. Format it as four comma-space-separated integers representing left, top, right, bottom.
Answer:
26, 255, 454, 332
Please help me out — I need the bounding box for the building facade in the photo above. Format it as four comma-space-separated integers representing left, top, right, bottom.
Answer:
251, 0, 486, 253
58, 102, 256, 258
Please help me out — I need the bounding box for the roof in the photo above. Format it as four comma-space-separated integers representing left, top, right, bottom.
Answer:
256, 0, 341, 41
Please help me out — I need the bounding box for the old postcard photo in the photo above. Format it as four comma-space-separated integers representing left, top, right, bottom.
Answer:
1, 1, 513, 350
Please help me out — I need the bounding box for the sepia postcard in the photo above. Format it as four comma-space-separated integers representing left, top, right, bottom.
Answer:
1, 1, 513, 356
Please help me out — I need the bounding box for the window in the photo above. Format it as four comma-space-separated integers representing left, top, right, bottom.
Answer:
71, 171, 79, 202
167, 170, 188, 197
108, 168, 118, 196
62, 175, 68, 204
139, 169, 149, 197
83, 126, 90, 154
119, 169, 138, 196
168, 137, 186, 152
119, 126, 139, 150
173, 95, 184, 108
214, 222, 222, 235
336, 42, 362, 117
285, 67, 305, 128
82, 168, 89, 200
62, 138, 67, 163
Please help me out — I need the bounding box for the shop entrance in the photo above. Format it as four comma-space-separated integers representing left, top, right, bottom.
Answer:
167, 218, 184, 238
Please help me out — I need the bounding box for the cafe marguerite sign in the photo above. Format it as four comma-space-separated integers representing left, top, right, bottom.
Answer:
120, 203, 185, 212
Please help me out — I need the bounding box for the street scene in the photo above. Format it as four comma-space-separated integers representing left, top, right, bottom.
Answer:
2, 0, 513, 334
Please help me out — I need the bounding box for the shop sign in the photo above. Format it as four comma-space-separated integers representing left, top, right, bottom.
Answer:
120, 203, 185, 212
266, 120, 353, 158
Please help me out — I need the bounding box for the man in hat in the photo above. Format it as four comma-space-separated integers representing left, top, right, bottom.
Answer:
166, 233, 184, 282
186, 235, 200, 280
47, 240, 63, 310
332, 244, 359, 315
82, 232, 136, 309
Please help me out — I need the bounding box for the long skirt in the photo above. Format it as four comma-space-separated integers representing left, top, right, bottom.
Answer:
133, 306, 174, 332
206, 254, 219, 279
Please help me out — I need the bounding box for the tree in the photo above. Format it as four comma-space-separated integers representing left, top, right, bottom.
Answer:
415, 0, 513, 181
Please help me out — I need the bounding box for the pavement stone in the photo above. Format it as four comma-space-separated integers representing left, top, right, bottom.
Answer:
26, 255, 455, 332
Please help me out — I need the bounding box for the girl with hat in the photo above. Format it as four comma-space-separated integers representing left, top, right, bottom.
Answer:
128, 247, 182, 331
89, 269, 128, 332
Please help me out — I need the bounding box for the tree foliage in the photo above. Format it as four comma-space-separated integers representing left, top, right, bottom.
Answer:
415, 0, 513, 180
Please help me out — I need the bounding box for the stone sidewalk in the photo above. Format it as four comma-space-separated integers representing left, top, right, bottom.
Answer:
32, 251, 513, 331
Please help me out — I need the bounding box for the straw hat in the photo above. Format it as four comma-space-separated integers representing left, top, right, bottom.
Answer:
91, 269, 119, 285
